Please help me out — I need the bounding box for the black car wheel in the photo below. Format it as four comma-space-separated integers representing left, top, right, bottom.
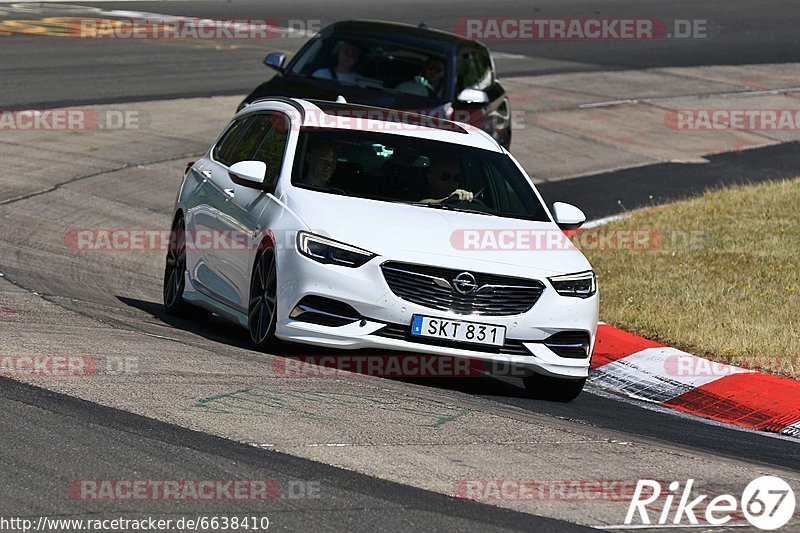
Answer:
248, 247, 278, 350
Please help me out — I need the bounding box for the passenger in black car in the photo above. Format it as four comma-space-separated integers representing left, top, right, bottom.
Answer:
311, 41, 364, 83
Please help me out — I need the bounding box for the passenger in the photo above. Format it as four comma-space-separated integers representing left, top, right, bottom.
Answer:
418, 157, 474, 204
311, 41, 363, 83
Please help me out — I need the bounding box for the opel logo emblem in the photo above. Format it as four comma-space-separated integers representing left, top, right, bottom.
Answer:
452, 272, 478, 295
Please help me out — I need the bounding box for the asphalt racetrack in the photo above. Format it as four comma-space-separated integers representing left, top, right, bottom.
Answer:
1, 1, 799, 531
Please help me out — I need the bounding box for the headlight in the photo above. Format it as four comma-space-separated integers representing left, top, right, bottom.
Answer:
296, 231, 375, 268
548, 271, 596, 298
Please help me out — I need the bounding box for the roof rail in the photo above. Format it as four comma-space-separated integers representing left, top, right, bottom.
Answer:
246, 96, 306, 121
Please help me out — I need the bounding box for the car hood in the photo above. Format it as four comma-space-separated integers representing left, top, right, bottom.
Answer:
251, 74, 447, 113
283, 188, 592, 276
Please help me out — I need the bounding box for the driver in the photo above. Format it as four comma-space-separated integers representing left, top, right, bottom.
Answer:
394, 56, 446, 97
418, 157, 474, 204
419, 56, 446, 96
302, 139, 339, 188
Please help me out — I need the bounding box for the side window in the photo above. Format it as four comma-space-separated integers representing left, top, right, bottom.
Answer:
456, 46, 492, 93
213, 113, 289, 174
213, 119, 249, 166
225, 115, 267, 166
252, 114, 290, 183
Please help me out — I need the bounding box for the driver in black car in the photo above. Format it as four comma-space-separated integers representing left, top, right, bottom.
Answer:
418, 157, 475, 204
418, 56, 447, 97
395, 56, 447, 98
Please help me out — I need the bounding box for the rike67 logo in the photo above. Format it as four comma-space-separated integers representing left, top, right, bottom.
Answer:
626, 476, 795, 530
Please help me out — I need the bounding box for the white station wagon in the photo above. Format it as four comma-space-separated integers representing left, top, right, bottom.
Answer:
164, 97, 598, 401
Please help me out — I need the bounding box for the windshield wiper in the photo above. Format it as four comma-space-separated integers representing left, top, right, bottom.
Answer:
410, 202, 484, 215
410, 202, 543, 221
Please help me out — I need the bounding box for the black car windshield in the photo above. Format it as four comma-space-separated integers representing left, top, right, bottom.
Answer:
291, 128, 550, 222
289, 35, 452, 103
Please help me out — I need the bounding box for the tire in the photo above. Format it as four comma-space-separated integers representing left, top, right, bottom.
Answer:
248, 247, 279, 350
522, 374, 585, 402
163, 214, 212, 320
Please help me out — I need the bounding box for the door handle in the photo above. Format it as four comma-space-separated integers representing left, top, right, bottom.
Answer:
201, 170, 212, 179
223, 188, 235, 198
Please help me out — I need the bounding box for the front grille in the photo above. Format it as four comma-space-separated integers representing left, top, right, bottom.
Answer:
375, 323, 531, 356
380, 261, 545, 316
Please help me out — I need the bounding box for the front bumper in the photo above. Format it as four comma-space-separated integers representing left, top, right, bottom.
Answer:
275, 248, 599, 379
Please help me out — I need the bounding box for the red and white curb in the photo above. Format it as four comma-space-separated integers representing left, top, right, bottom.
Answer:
590, 324, 800, 438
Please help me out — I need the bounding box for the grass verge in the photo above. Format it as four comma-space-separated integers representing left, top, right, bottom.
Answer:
580, 178, 800, 379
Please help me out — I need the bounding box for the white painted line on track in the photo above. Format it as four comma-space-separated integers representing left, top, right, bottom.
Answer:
492, 52, 529, 60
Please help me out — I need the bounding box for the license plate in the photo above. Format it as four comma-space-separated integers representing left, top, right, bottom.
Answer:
410, 315, 506, 347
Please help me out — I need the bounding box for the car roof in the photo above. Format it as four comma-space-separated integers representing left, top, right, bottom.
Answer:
244, 97, 503, 152
323, 20, 476, 54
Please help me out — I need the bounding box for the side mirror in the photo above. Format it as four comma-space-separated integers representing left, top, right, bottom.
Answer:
552, 202, 586, 230
263, 52, 286, 71
456, 88, 490, 106
229, 161, 267, 189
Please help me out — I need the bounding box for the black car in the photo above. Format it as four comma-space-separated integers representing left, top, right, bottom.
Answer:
239, 20, 512, 148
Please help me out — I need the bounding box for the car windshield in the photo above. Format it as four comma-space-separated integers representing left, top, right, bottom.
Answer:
289, 35, 452, 103
290, 128, 550, 222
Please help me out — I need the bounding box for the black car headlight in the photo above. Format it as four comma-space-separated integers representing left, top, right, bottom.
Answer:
297, 231, 375, 268
548, 271, 596, 298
